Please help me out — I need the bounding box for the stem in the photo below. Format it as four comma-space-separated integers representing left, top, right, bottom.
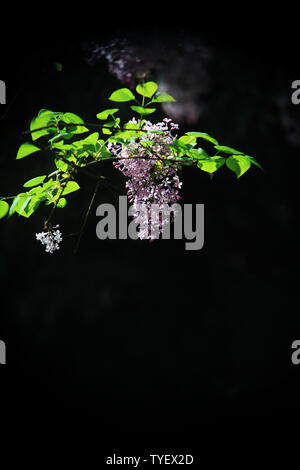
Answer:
74, 180, 100, 254
45, 181, 67, 226
22, 123, 168, 136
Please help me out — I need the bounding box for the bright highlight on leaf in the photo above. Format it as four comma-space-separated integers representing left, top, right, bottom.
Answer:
30, 109, 57, 141
226, 155, 251, 177
62, 112, 84, 124
102, 128, 112, 135
186, 132, 219, 146
214, 145, 244, 155
136, 81, 158, 98
246, 155, 264, 171
130, 106, 156, 115
197, 156, 225, 173
96, 109, 119, 120
9, 193, 29, 216
16, 142, 41, 160
61, 113, 89, 134
0, 201, 9, 219
109, 88, 135, 102
62, 181, 80, 196
57, 198, 67, 208
151, 93, 176, 103
23, 175, 46, 187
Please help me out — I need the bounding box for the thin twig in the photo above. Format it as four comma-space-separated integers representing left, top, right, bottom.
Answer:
45, 181, 67, 226
22, 123, 167, 135
73, 180, 100, 254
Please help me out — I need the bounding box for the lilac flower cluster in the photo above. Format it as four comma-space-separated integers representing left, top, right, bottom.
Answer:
110, 118, 182, 239
36, 225, 63, 253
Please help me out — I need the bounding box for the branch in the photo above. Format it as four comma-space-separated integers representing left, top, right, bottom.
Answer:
22, 122, 168, 136
74, 180, 100, 254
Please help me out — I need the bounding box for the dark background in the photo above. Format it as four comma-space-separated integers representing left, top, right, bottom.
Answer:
0, 12, 299, 457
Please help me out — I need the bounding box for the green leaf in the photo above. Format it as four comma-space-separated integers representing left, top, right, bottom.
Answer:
214, 145, 244, 155
20, 196, 32, 213
9, 193, 28, 216
103, 119, 120, 128
30, 109, 58, 141
109, 88, 135, 102
62, 181, 80, 196
16, 142, 41, 160
179, 135, 197, 145
246, 155, 263, 171
42, 179, 57, 190
169, 156, 194, 166
151, 93, 176, 103
20, 195, 41, 218
186, 132, 219, 146
74, 132, 99, 146
136, 81, 158, 98
130, 106, 156, 115
23, 175, 46, 188
62, 113, 89, 134
62, 112, 83, 124
96, 108, 119, 120
28, 186, 46, 198
102, 128, 112, 135
56, 198, 67, 208
226, 155, 251, 177
188, 148, 209, 159
170, 139, 193, 157
0, 201, 9, 218
197, 156, 225, 173
98, 144, 112, 159
55, 158, 69, 172
51, 141, 73, 150
140, 140, 155, 148
49, 132, 74, 144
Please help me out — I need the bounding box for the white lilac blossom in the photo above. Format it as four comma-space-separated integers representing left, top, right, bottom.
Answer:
36, 225, 63, 253
112, 118, 182, 240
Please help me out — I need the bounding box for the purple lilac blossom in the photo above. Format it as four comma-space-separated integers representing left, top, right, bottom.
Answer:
111, 118, 182, 240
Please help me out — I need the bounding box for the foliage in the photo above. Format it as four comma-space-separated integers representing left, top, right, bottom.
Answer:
0, 81, 261, 247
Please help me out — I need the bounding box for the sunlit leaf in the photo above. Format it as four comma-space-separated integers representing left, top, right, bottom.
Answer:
61, 113, 89, 134
214, 145, 244, 155
16, 142, 41, 160
96, 109, 119, 120
226, 155, 251, 177
130, 106, 156, 115
197, 156, 225, 173
30, 109, 58, 141
151, 93, 176, 103
57, 198, 67, 208
62, 181, 80, 196
109, 88, 135, 102
179, 135, 197, 145
186, 132, 219, 146
136, 81, 158, 98
246, 155, 263, 171
23, 175, 46, 187
9, 193, 28, 216
0, 201, 9, 219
